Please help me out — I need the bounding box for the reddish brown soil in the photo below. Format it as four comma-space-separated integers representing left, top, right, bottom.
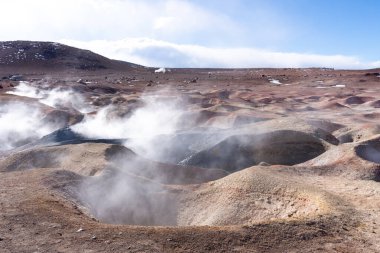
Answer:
1, 42, 380, 252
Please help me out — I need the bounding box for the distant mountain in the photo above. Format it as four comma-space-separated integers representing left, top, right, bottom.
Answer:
0, 41, 142, 71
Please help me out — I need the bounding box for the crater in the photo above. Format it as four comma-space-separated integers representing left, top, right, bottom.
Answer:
181, 130, 327, 172
355, 140, 380, 164
50, 167, 335, 226
343, 96, 372, 105
78, 170, 179, 226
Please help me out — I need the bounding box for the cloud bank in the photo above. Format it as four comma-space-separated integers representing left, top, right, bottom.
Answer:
61, 38, 380, 69
0, 0, 246, 46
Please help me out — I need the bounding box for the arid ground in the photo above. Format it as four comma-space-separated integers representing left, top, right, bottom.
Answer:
0, 41, 379, 252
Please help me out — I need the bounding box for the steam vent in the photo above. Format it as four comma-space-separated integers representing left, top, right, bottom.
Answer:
1, 41, 380, 252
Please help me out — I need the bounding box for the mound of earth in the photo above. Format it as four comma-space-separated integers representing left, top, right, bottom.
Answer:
0, 142, 227, 184
12, 127, 124, 152
177, 167, 342, 226
42, 109, 84, 128
237, 117, 340, 145
299, 138, 380, 180
0, 143, 114, 176
335, 124, 380, 144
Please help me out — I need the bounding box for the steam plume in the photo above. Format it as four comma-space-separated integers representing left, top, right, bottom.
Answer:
7, 81, 93, 113
0, 102, 55, 151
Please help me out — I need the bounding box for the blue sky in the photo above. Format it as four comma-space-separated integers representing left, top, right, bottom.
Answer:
191, 0, 380, 60
0, 0, 379, 68
264, 0, 380, 60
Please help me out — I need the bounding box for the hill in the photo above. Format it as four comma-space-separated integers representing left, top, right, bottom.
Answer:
0, 40, 142, 71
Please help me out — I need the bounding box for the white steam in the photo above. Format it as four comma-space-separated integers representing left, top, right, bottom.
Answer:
71, 95, 184, 159
71, 94, 191, 225
269, 79, 282, 85
6, 81, 44, 98
154, 67, 166, 73
7, 81, 93, 113
79, 170, 177, 225
1, 86, 217, 225
0, 102, 56, 151
39, 88, 93, 113
72, 96, 181, 138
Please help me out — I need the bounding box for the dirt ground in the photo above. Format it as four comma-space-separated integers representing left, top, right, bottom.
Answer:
1, 42, 380, 252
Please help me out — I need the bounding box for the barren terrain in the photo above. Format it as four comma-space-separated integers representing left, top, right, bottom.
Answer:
0, 41, 379, 252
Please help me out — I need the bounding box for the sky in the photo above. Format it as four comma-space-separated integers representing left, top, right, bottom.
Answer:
0, 0, 379, 69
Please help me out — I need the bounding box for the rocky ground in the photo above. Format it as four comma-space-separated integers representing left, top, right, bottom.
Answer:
0, 41, 379, 252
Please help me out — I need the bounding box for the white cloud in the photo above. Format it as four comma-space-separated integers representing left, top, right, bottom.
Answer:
0, 0, 245, 45
154, 17, 176, 30
60, 38, 380, 69
0, 0, 378, 68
